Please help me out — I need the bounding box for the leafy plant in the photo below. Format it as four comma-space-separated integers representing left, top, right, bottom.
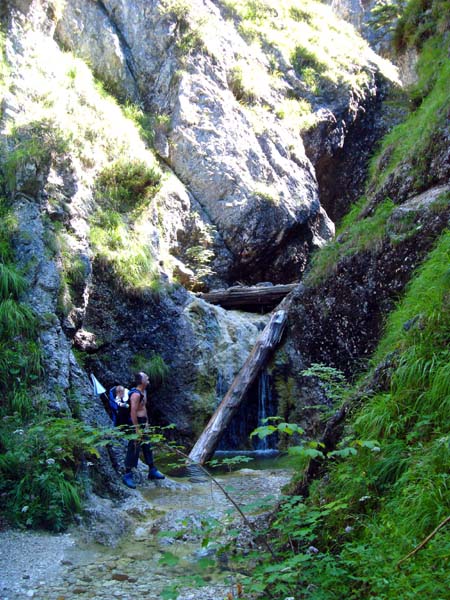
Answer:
0, 418, 108, 531
301, 363, 349, 405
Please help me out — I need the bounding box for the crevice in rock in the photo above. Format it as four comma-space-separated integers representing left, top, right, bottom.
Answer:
95, 0, 140, 92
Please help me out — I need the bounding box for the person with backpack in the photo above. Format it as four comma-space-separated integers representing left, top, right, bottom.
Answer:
109, 385, 130, 427
122, 371, 165, 489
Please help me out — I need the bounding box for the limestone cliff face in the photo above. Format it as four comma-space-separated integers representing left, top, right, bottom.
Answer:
54, 0, 401, 284
55, 0, 336, 284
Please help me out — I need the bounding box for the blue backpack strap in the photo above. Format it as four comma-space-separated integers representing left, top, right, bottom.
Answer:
128, 387, 144, 403
108, 386, 119, 423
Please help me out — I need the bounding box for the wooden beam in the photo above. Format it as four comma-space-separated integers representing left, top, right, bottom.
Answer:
188, 310, 288, 465
198, 284, 297, 310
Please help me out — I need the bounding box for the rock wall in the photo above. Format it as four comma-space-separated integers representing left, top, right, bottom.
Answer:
54, 0, 402, 283
278, 186, 450, 424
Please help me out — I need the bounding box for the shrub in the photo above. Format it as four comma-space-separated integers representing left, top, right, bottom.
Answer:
0, 418, 104, 531
96, 159, 162, 213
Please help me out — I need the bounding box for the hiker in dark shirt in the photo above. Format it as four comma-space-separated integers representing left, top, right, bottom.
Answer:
122, 372, 165, 488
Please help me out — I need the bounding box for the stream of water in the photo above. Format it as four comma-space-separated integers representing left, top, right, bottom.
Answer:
4, 459, 293, 600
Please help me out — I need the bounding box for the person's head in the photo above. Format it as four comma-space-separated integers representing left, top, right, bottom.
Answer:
134, 372, 149, 388
116, 385, 125, 399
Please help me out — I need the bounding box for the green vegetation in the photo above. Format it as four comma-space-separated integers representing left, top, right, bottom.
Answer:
0, 195, 41, 411
0, 192, 95, 531
218, 3, 450, 597
305, 198, 395, 285
0, 35, 167, 529
160, 0, 207, 57
122, 102, 156, 147
275, 97, 317, 132
392, 0, 449, 51
182, 220, 216, 290
227, 62, 263, 104
3, 120, 70, 194
0, 30, 9, 114
0, 417, 105, 531
369, 0, 407, 34
370, 0, 450, 192
222, 0, 392, 97
229, 229, 449, 599
131, 353, 170, 388
96, 158, 161, 214
90, 208, 162, 295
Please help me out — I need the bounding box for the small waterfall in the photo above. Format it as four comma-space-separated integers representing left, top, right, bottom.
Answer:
254, 368, 276, 451
217, 367, 277, 451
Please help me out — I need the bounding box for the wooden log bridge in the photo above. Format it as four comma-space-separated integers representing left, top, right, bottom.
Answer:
188, 309, 288, 465
198, 283, 297, 311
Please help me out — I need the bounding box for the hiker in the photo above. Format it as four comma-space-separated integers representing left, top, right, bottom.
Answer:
122, 371, 165, 488
109, 385, 130, 427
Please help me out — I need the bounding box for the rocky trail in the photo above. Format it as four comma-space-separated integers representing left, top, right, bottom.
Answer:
0, 463, 292, 600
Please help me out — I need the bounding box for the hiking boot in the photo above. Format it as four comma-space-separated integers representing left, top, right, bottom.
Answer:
122, 472, 136, 489
148, 467, 165, 480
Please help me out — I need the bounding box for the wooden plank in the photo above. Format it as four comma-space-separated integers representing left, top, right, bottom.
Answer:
198, 284, 297, 309
188, 310, 287, 465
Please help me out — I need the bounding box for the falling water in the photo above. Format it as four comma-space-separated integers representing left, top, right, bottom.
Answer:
216, 367, 277, 451
254, 368, 276, 451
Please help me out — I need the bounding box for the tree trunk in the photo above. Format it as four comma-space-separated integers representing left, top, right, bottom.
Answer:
188, 310, 287, 465
198, 284, 297, 310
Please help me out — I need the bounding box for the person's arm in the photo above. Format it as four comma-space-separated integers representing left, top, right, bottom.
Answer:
129, 392, 140, 434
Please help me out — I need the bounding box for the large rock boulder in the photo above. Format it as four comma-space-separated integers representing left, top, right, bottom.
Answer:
54, 0, 402, 283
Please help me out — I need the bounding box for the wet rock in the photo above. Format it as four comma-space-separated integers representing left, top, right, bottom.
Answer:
111, 573, 130, 581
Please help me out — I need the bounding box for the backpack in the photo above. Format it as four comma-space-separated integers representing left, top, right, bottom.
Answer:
109, 386, 132, 427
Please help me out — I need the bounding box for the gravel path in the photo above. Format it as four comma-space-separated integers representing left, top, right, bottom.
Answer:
0, 530, 75, 599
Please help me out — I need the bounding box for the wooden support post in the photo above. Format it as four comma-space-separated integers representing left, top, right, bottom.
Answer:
188, 309, 287, 465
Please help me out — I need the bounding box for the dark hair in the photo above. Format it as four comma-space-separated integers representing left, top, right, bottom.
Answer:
134, 372, 147, 387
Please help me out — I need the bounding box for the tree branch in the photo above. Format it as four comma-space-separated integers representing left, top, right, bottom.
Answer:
397, 515, 450, 568
164, 443, 276, 558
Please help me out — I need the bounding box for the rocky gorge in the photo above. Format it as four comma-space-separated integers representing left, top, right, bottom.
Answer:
0, 0, 449, 598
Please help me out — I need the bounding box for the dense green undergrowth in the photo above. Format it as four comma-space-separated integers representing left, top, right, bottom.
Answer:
0, 189, 102, 531
238, 228, 450, 600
